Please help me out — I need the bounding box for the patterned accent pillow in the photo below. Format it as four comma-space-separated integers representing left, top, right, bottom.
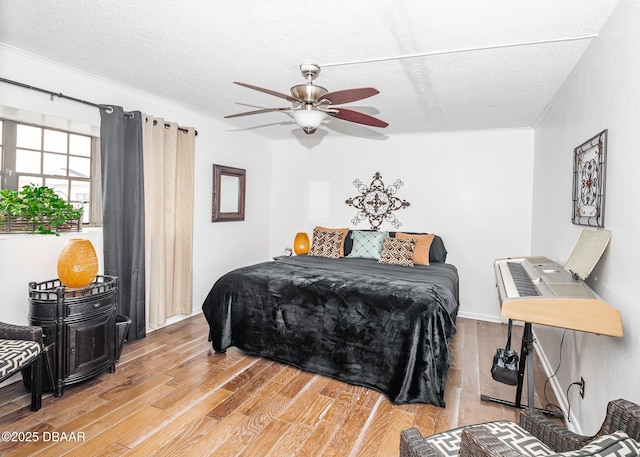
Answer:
422, 422, 640, 457
315, 226, 349, 256
0, 339, 42, 378
378, 236, 416, 267
395, 232, 435, 265
556, 431, 640, 456
347, 230, 388, 260
308, 228, 343, 258
423, 421, 554, 457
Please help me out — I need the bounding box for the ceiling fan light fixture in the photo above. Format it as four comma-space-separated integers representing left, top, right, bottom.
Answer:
290, 84, 328, 102
226, 62, 387, 134
292, 109, 326, 134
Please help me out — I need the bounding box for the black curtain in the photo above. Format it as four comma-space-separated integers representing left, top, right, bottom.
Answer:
99, 105, 146, 340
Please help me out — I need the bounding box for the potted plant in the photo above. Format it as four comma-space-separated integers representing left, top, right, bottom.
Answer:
0, 184, 83, 235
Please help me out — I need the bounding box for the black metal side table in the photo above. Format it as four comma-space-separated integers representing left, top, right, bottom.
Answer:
28, 275, 118, 396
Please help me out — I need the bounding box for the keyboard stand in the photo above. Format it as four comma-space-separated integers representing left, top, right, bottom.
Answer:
480, 322, 561, 417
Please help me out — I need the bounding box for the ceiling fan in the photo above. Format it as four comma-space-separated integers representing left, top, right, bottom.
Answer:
225, 63, 388, 135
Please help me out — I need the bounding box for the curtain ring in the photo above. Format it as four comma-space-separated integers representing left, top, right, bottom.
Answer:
104, 105, 114, 114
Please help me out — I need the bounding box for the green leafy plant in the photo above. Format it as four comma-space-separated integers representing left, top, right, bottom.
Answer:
0, 184, 83, 235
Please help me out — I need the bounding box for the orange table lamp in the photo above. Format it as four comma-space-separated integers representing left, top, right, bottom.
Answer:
57, 238, 99, 288
293, 232, 310, 255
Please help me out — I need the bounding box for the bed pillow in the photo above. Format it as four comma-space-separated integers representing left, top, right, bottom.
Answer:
315, 226, 349, 256
343, 230, 448, 262
343, 229, 373, 256
347, 230, 388, 260
395, 232, 434, 265
391, 232, 448, 263
378, 236, 416, 267
308, 228, 344, 258
429, 235, 448, 263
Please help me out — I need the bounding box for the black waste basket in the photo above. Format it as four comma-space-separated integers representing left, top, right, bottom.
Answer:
115, 315, 131, 362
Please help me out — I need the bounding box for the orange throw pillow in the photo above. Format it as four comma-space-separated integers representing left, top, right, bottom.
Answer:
395, 233, 435, 265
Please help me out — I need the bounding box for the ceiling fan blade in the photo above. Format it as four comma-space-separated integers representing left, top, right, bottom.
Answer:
328, 107, 388, 128
225, 107, 292, 118
233, 82, 300, 103
319, 87, 379, 105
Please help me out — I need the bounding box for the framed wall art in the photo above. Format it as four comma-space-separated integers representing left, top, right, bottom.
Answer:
572, 130, 607, 227
212, 164, 246, 222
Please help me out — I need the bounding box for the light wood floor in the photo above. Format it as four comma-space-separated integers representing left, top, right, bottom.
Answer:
0, 314, 557, 456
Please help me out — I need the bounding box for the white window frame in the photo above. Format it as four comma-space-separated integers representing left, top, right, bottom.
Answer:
0, 118, 100, 226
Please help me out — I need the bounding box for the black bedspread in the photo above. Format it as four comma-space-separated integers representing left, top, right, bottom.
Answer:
202, 255, 459, 406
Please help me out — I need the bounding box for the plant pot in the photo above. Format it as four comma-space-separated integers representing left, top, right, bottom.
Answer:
0, 214, 82, 234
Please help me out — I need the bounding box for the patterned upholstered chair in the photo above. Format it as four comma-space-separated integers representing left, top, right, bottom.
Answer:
0, 321, 52, 411
400, 399, 640, 457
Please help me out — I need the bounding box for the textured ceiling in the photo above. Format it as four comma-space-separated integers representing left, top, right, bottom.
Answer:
0, 0, 622, 140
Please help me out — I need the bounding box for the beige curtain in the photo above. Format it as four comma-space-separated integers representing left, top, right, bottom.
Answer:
143, 115, 195, 329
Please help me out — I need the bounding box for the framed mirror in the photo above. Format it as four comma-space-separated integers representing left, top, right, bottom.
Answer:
212, 164, 246, 222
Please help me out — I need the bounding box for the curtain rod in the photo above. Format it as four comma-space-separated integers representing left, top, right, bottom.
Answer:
0, 77, 197, 136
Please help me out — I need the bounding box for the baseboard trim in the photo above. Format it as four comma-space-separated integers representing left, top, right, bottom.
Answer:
532, 329, 583, 434
463, 312, 581, 432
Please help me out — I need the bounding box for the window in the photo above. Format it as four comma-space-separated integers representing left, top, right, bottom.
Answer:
0, 119, 97, 224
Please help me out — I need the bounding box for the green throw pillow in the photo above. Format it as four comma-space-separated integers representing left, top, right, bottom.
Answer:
347, 230, 388, 260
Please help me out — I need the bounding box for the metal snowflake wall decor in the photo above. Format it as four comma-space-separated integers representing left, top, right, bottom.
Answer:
345, 172, 411, 230
572, 130, 607, 227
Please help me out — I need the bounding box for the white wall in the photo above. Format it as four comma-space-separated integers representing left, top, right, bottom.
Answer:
269, 129, 535, 320
0, 230, 103, 325
0, 44, 273, 325
532, 1, 640, 433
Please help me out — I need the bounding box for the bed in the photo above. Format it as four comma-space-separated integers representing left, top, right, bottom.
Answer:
202, 230, 459, 406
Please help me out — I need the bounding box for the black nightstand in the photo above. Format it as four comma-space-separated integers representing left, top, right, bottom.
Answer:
28, 276, 118, 396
